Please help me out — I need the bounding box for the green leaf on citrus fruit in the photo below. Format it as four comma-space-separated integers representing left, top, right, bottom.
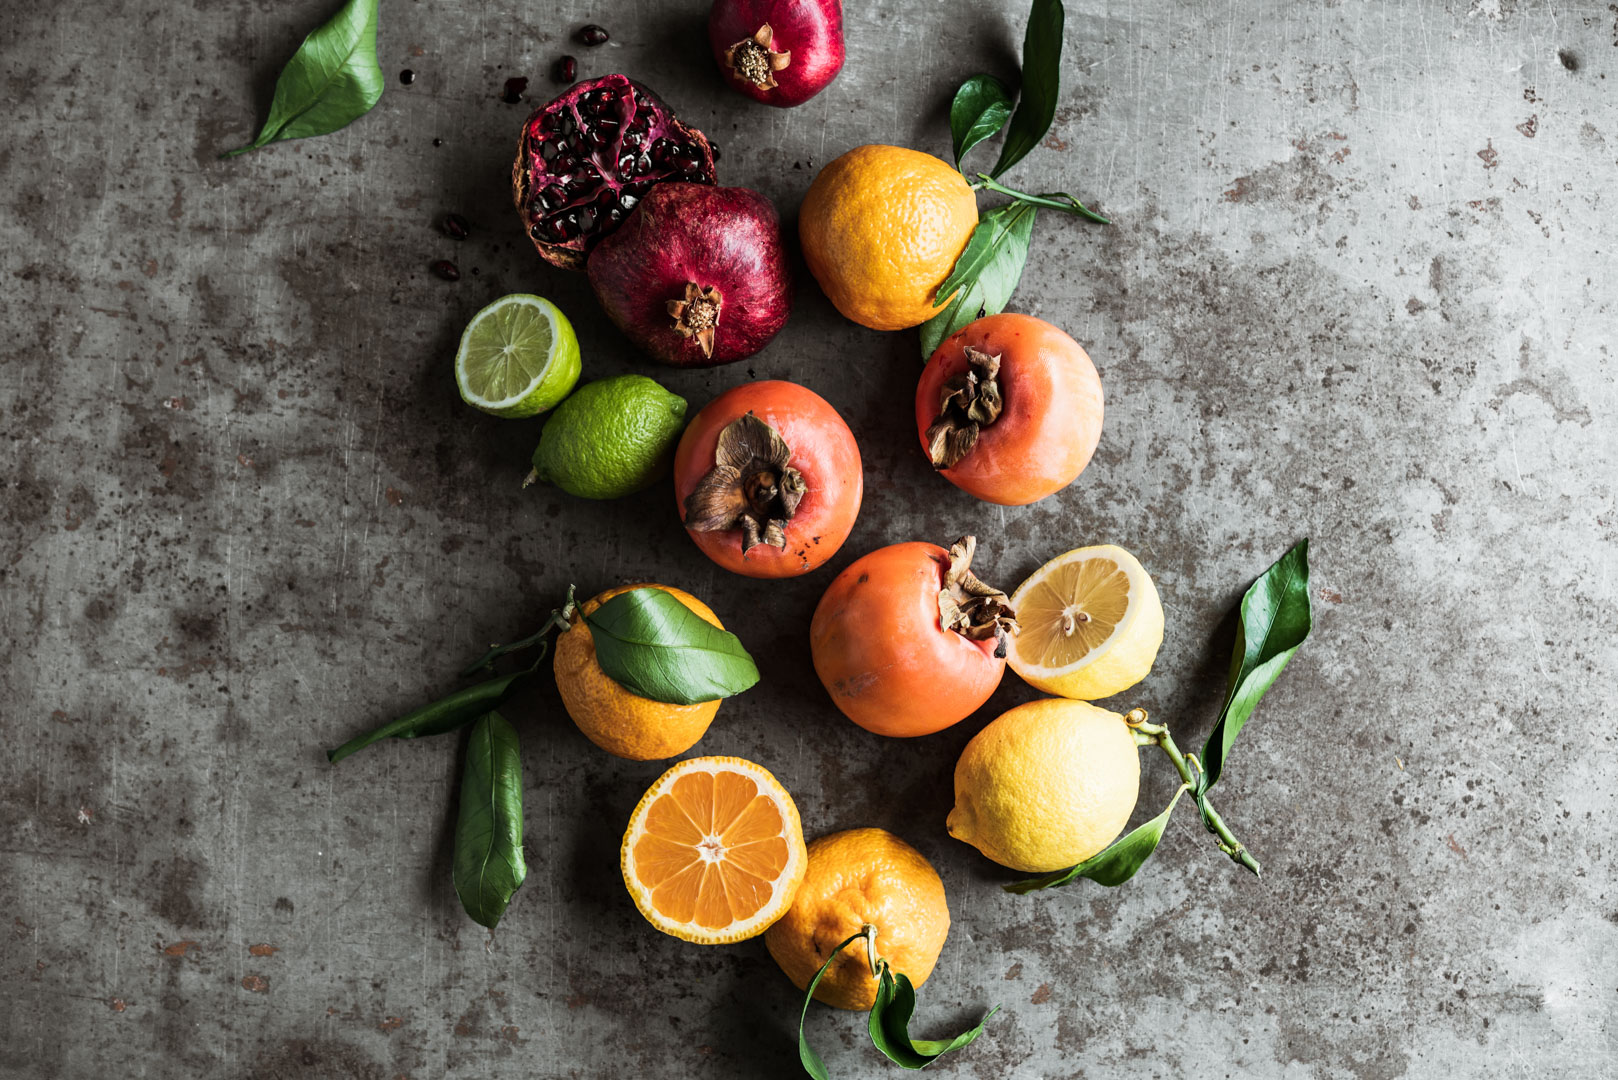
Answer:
585, 587, 759, 706
797, 931, 866, 1080
1199, 539, 1313, 794
223, 0, 384, 157
868, 965, 998, 1069
949, 75, 1014, 167
1004, 784, 1188, 893
920, 201, 1036, 358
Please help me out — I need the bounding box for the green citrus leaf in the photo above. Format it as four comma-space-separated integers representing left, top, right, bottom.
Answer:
585, 587, 759, 705
223, 0, 383, 157
797, 932, 866, 1080
325, 667, 535, 764
452, 712, 527, 929
1004, 784, 1188, 893
919, 202, 1037, 358
990, 0, 1064, 178
868, 965, 999, 1069
949, 75, 1014, 166
1199, 539, 1312, 794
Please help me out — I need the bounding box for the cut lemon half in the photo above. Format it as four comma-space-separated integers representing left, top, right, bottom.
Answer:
621, 756, 807, 945
1006, 544, 1165, 701
454, 294, 581, 418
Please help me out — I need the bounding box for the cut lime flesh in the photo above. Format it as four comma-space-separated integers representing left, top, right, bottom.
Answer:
455, 294, 581, 418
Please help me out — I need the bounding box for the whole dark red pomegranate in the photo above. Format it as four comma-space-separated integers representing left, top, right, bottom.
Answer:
586, 183, 792, 367
512, 74, 717, 269
708, 0, 844, 107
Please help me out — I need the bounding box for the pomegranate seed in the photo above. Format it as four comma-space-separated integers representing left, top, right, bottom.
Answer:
430, 260, 461, 281
442, 214, 469, 240
501, 76, 528, 104
554, 55, 577, 83
578, 24, 609, 46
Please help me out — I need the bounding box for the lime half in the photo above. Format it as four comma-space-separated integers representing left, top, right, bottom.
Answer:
455, 294, 581, 418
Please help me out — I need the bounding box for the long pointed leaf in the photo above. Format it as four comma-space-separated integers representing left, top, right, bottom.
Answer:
950, 75, 1014, 166
1005, 785, 1188, 893
990, 0, 1065, 178
1198, 540, 1312, 793
797, 932, 866, 1079
919, 202, 1037, 358
325, 667, 534, 764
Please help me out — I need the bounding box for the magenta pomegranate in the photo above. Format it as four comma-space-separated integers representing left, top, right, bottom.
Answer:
708, 0, 844, 107
586, 183, 792, 367
512, 74, 717, 269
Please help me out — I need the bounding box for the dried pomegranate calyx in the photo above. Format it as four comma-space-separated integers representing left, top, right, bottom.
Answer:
937, 535, 1019, 657
725, 25, 792, 90
924, 347, 1004, 469
684, 411, 806, 553
666, 283, 723, 358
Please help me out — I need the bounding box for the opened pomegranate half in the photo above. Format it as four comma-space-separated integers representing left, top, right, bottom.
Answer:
512, 74, 718, 269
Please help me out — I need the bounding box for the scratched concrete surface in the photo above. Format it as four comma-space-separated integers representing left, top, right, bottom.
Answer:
3, 0, 1616, 1076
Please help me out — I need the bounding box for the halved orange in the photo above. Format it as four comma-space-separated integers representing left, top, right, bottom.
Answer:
621, 756, 807, 944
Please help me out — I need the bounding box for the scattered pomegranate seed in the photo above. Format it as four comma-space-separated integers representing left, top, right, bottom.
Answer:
431, 260, 461, 281
442, 214, 469, 240
554, 55, 577, 83
578, 24, 609, 46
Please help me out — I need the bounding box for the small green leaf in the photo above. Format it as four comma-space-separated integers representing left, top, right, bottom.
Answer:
585, 588, 759, 706
326, 667, 535, 764
868, 965, 998, 1069
452, 712, 528, 929
920, 202, 1037, 358
798, 932, 866, 1080
949, 75, 1014, 166
223, 0, 384, 157
1005, 785, 1188, 893
1199, 539, 1312, 794
990, 0, 1065, 178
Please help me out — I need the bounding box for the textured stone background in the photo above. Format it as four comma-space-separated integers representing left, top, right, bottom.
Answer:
2, 0, 1616, 1077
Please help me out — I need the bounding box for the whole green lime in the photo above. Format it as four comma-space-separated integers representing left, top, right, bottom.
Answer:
528, 375, 688, 499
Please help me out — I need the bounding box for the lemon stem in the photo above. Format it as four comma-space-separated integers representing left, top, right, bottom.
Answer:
1124, 708, 1261, 877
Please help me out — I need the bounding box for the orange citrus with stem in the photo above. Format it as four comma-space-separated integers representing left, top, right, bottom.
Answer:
764, 828, 950, 1010
799, 145, 979, 331
553, 584, 725, 760
621, 756, 808, 944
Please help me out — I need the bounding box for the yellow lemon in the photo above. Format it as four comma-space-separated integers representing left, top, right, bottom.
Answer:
1006, 545, 1164, 701
947, 699, 1140, 873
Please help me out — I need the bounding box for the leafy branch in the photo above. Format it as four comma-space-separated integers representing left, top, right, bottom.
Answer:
922, 0, 1109, 356
1008, 539, 1313, 894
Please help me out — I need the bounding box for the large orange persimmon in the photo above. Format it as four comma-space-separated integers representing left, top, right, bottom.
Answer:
674, 380, 862, 579
914, 313, 1103, 506
810, 536, 1015, 737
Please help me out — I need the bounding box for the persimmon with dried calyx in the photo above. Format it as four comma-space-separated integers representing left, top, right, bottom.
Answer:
915, 312, 1103, 506
810, 536, 1017, 737
674, 380, 862, 579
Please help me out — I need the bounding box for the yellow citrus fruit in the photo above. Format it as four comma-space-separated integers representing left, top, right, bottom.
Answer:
1006, 545, 1164, 701
553, 584, 723, 760
799, 145, 979, 331
764, 828, 949, 1011
621, 756, 808, 944
947, 699, 1141, 873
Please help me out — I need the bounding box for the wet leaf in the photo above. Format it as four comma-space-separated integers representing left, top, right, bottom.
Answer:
452, 712, 527, 928
920, 202, 1036, 358
1198, 539, 1312, 794
868, 966, 998, 1069
949, 75, 1014, 166
585, 587, 759, 705
990, 0, 1064, 178
1005, 785, 1188, 893
223, 0, 384, 157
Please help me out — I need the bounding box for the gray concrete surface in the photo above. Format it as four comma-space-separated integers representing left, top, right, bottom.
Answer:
3, 0, 1616, 1076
